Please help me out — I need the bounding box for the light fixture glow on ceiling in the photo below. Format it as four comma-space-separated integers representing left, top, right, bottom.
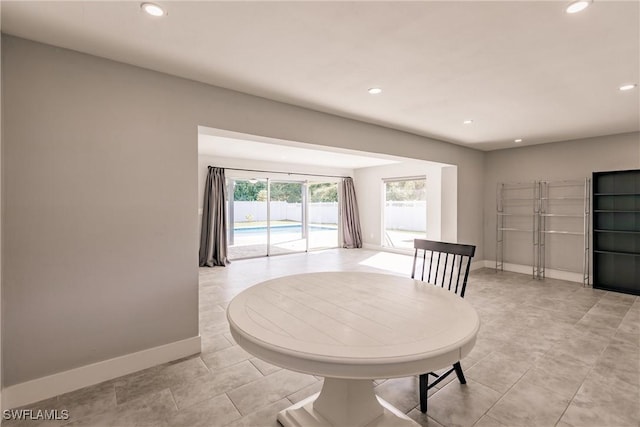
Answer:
368, 87, 382, 95
566, 0, 591, 14
141, 2, 165, 17
514, 139, 523, 143
463, 120, 473, 125
619, 83, 638, 91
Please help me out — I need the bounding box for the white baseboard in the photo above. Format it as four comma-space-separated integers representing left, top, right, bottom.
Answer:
483, 260, 585, 283
2, 335, 201, 410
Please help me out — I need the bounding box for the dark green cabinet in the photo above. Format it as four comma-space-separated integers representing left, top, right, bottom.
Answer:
592, 169, 640, 295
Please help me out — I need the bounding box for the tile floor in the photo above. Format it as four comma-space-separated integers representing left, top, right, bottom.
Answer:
6, 248, 639, 427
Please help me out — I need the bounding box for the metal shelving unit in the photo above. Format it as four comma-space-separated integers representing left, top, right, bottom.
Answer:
497, 179, 590, 284
496, 182, 539, 278
539, 179, 591, 285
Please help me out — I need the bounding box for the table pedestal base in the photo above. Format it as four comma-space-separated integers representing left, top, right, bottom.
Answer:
277, 379, 419, 427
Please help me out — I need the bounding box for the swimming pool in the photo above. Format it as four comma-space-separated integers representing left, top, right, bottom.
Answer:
233, 224, 336, 235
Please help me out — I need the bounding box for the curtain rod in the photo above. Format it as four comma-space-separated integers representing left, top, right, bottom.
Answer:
213, 166, 349, 180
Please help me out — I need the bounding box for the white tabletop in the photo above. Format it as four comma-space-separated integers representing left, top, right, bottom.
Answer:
227, 271, 480, 380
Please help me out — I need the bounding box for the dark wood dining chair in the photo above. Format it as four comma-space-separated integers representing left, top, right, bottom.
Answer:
411, 238, 476, 413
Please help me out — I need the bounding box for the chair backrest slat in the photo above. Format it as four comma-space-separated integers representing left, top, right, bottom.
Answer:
422, 250, 427, 281
454, 255, 463, 294
411, 238, 476, 298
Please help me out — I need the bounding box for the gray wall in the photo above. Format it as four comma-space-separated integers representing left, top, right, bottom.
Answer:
2, 36, 486, 386
483, 132, 640, 269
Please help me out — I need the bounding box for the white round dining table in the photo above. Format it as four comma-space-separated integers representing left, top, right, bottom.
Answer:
227, 271, 480, 427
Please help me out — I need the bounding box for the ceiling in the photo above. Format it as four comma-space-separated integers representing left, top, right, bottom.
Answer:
198, 132, 400, 170
2, 1, 639, 151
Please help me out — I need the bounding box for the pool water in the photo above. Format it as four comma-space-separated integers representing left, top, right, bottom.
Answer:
233, 225, 335, 235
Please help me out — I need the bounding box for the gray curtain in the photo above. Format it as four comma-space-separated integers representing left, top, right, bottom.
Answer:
340, 177, 363, 248
199, 167, 229, 267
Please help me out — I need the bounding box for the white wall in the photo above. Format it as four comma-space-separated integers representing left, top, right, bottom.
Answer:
3, 35, 485, 394
3, 36, 201, 389
484, 132, 640, 277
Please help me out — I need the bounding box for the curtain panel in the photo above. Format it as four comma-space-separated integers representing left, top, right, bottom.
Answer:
199, 167, 229, 267
340, 177, 363, 249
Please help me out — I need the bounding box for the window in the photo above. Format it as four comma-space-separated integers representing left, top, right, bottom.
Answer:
383, 177, 427, 250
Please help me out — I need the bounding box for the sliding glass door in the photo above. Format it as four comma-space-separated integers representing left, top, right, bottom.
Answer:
269, 181, 306, 255
228, 179, 268, 259
308, 182, 339, 250
227, 177, 340, 260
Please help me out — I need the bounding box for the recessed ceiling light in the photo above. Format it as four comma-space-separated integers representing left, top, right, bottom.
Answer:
566, 0, 591, 14
463, 120, 473, 125
514, 139, 523, 143
619, 83, 638, 91
368, 87, 382, 95
141, 2, 165, 17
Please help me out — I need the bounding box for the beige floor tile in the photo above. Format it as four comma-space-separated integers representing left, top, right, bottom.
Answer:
224, 332, 236, 345
592, 339, 640, 387
200, 333, 233, 355
114, 357, 209, 404
544, 331, 609, 366
466, 352, 531, 394
558, 372, 640, 427
227, 369, 318, 415
374, 376, 420, 414
406, 409, 446, 427
58, 380, 116, 422
471, 415, 507, 427
202, 345, 252, 371
171, 360, 263, 410
524, 353, 591, 399
614, 330, 640, 348
249, 358, 282, 376
166, 394, 240, 427
575, 312, 624, 338
63, 389, 177, 427
426, 379, 502, 427
223, 398, 292, 427
587, 299, 633, 318
487, 378, 571, 426
286, 380, 324, 404
600, 292, 637, 304
618, 308, 640, 334
493, 332, 554, 364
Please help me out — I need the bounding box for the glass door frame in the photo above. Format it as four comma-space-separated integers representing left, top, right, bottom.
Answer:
227, 174, 341, 260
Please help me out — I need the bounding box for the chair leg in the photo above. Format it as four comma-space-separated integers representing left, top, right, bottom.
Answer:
453, 362, 466, 384
419, 373, 428, 413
